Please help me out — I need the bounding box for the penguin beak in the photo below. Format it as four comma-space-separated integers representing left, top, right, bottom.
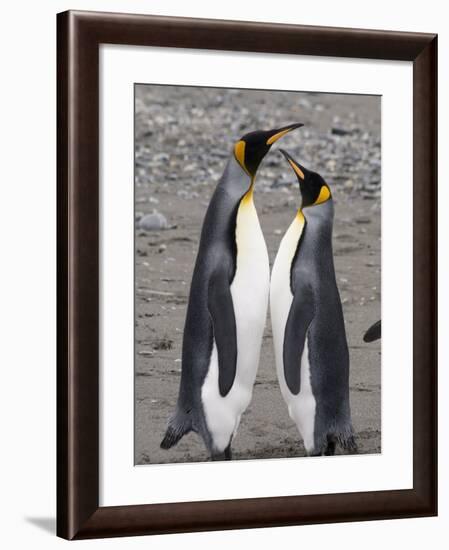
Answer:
266, 123, 304, 145
279, 148, 307, 181
280, 149, 331, 207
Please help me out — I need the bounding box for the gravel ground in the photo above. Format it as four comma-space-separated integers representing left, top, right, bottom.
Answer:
134, 85, 381, 465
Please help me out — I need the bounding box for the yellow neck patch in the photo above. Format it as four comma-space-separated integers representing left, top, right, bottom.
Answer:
296, 209, 305, 222
241, 180, 255, 206
314, 185, 331, 205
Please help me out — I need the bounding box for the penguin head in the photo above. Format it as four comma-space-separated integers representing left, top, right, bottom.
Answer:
279, 149, 332, 208
233, 123, 303, 177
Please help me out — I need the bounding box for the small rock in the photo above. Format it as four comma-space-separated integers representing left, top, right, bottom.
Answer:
158, 244, 167, 253
331, 127, 352, 136
153, 152, 169, 162
139, 212, 168, 231
153, 337, 173, 350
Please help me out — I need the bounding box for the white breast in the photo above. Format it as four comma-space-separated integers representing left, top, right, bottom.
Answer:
270, 212, 316, 453
201, 189, 270, 453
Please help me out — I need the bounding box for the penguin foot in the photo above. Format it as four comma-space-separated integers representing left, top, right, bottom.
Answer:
211, 443, 232, 461
224, 444, 232, 460
211, 453, 226, 461
324, 440, 336, 456
308, 435, 336, 457
343, 435, 358, 454
308, 450, 324, 457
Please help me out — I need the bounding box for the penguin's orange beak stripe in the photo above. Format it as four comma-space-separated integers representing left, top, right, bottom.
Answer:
266, 127, 296, 145
287, 158, 305, 180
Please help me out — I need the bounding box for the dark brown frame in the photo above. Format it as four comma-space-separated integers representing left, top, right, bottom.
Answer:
57, 10, 437, 540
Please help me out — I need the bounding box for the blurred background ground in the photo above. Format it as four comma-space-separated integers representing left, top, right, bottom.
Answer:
134, 85, 381, 464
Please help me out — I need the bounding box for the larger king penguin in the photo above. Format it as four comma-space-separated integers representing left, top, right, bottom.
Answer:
270, 149, 355, 456
161, 124, 303, 460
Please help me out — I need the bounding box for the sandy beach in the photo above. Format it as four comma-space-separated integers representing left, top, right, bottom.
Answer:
134, 86, 381, 464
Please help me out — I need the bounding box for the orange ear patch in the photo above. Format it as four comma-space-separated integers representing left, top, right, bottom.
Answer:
234, 140, 246, 169
314, 185, 331, 205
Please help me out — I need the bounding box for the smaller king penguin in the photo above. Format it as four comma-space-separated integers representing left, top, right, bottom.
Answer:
270, 149, 355, 456
161, 124, 303, 460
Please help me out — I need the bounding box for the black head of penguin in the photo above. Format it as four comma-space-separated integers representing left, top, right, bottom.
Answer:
234, 123, 303, 177
279, 148, 332, 208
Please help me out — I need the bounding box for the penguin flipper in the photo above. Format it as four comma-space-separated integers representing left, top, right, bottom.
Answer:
208, 270, 237, 397
283, 283, 315, 395
363, 320, 381, 342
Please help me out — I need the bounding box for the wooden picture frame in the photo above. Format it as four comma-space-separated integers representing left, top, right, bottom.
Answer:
57, 10, 437, 540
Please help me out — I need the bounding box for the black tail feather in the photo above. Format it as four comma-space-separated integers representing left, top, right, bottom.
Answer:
340, 433, 358, 453
160, 409, 192, 450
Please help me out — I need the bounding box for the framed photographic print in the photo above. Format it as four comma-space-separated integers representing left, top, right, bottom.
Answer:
57, 10, 437, 540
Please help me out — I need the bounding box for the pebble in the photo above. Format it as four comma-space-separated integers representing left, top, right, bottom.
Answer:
139, 212, 168, 231
331, 127, 352, 136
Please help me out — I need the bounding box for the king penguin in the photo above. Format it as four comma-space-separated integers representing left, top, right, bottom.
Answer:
161, 123, 303, 460
270, 149, 355, 456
